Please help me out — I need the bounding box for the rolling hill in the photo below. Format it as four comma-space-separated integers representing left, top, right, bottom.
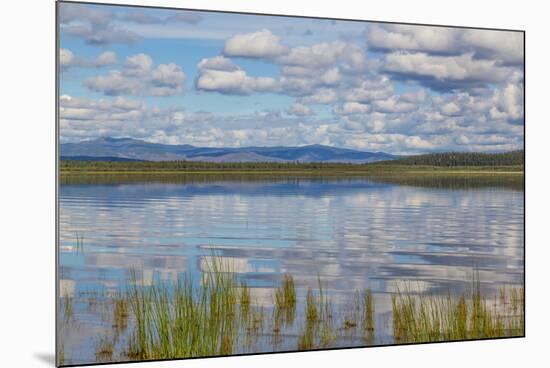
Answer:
60, 137, 397, 163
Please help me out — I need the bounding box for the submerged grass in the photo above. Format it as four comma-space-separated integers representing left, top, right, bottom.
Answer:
126, 257, 251, 360
391, 277, 524, 343
59, 264, 523, 364
113, 297, 129, 333
75, 232, 84, 253
95, 337, 115, 362
275, 274, 297, 309
361, 289, 375, 342
298, 277, 335, 350
273, 274, 297, 328
60, 292, 73, 323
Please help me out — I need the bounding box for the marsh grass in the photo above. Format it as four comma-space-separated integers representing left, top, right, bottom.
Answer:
239, 281, 251, 311
391, 279, 524, 343
57, 291, 74, 366
126, 257, 245, 360
75, 232, 84, 253
273, 274, 297, 328
58, 265, 524, 364
298, 278, 335, 350
95, 337, 115, 362
60, 292, 73, 323
58, 344, 65, 366
275, 274, 296, 309
361, 289, 375, 342
113, 296, 129, 333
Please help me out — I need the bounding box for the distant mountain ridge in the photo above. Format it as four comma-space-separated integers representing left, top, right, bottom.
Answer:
61, 137, 397, 163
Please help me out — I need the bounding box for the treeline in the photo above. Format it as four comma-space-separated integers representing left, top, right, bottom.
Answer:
60, 160, 362, 171
380, 150, 524, 167
60, 150, 524, 172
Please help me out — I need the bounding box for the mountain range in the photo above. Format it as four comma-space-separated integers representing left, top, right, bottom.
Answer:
60, 137, 397, 163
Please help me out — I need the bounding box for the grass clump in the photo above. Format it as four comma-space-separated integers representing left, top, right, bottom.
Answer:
298, 278, 335, 350
75, 232, 84, 253
391, 278, 524, 343
57, 344, 65, 366
275, 274, 296, 309
343, 291, 362, 330
274, 274, 297, 327
113, 297, 129, 332
305, 288, 319, 322
95, 337, 115, 362
239, 281, 251, 310
361, 289, 375, 341
58, 266, 525, 363
60, 292, 73, 323
127, 258, 241, 360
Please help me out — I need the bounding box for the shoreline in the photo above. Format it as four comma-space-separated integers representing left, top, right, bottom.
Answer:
60, 167, 524, 176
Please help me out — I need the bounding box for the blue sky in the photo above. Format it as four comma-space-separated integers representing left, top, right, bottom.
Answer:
59, 2, 524, 154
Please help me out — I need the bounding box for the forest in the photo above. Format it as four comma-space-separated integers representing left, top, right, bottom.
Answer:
60, 150, 524, 173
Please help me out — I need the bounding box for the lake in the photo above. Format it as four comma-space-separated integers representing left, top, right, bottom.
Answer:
58, 175, 524, 364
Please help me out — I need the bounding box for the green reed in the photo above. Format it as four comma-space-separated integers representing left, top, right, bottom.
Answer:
95, 337, 115, 362
239, 281, 251, 311
391, 278, 524, 343
298, 277, 335, 350
275, 274, 296, 309
362, 289, 375, 340
75, 232, 84, 253
58, 344, 65, 366
126, 258, 245, 360
60, 291, 73, 323
273, 274, 297, 328
58, 265, 524, 364
113, 296, 129, 333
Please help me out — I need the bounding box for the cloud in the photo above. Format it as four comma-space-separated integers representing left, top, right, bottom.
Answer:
203, 32, 373, 101
491, 83, 524, 123
430, 85, 523, 125
124, 53, 153, 77
123, 12, 164, 24
59, 16, 523, 154
373, 96, 419, 113
123, 10, 203, 24
60, 95, 146, 122
94, 51, 118, 67
368, 24, 458, 54
196, 69, 279, 95
59, 48, 117, 71
223, 30, 369, 74
343, 76, 394, 103
333, 102, 370, 115
440, 101, 462, 116
85, 71, 141, 96
167, 12, 203, 24
197, 56, 239, 71
196, 56, 278, 95
59, 2, 140, 45
287, 102, 315, 116
86, 53, 185, 96
460, 29, 524, 65
298, 88, 338, 105
59, 91, 523, 154
278, 41, 367, 71
400, 89, 427, 103
59, 48, 75, 71
368, 24, 524, 65
319, 68, 342, 86
224, 29, 289, 58
383, 52, 516, 91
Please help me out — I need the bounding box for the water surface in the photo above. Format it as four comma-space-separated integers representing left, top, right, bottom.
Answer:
58, 175, 524, 364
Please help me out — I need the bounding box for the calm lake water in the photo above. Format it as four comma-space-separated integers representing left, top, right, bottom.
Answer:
58, 175, 524, 364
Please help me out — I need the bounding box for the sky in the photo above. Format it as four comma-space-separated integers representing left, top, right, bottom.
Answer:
58, 2, 524, 154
